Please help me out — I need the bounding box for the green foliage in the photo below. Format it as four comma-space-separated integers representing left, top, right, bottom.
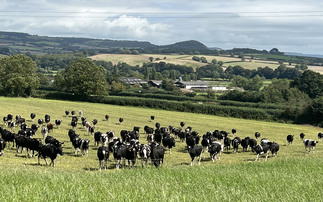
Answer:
291, 70, 323, 99
230, 75, 263, 91
54, 58, 108, 96
0, 54, 39, 96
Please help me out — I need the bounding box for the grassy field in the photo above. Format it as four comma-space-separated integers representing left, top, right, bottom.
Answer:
0, 97, 322, 201
89, 54, 283, 70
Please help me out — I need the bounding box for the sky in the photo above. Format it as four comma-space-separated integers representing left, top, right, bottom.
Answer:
1, 0, 323, 55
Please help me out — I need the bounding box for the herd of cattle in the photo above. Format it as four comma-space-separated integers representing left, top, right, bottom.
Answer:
0, 111, 322, 170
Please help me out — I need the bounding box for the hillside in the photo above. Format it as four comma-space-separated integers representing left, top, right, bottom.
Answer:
0, 31, 208, 55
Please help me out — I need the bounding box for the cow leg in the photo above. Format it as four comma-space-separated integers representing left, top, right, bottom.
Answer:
197, 155, 201, 165
190, 157, 194, 166
99, 160, 102, 171
265, 152, 269, 161
256, 154, 259, 161
44, 158, 48, 165
169, 148, 172, 155
38, 155, 41, 165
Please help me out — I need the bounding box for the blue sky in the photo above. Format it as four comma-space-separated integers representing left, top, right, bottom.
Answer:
1, 0, 323, 54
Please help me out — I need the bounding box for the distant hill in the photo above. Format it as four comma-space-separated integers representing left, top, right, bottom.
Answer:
0, 31, 210, 55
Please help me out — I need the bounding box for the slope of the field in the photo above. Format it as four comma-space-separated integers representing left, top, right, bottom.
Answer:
0, 97, 322, 201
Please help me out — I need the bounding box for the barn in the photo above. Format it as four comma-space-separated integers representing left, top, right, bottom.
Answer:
175, 81, 209, 90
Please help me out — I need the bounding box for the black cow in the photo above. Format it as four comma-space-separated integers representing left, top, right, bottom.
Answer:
155, 122, 160, 129
304, 139, 318, 152
105, 114, 109, 121
41, 127, 48, 140
68, 129, 79, 142
8, 121, 16, 132
88, 126, 95, 136
0, 127, 15, 147
249, 138, 257, 152
255, 132, 261, 140
45, 136, 63, 147
38, 143, 63, 167
97, 146, 110, 170
154, 132, 162, 144
208, 141, 222, 162
30, 113, 36, 121
65, 110, 70, 116
201, 135, 210, 153
240, 137, 250, 152
162, 134, 175, 154
150, 142, 165, 168
55, 120, 62, 128
71, 120, 77, 130
287, 135, 294, 145
94, 132, 108, 146
224, 136, 231, 150
300, 133, 305, 140
232, 128, 237, 135
71, 111, 76, 116
15, 135, 42, 157
38, 119, 44, 126
318, 132, 323, 141
119, 117, 124, 124
188, 145, 203, 166
0, 138, 6, 156
270, 142, 279, 157
150, 116, 155, 121
180, 122, 185, 128
44, 115, 50, 123
92, 119, 98, 126
232, 137, 241, 153
113, 142, 127, 168
133, 126, 140, 133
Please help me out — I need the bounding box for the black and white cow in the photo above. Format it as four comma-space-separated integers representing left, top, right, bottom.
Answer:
287, 135, 294, 145
270, 142, 280, 157
38, 118, 44, 126
38, 143, 63, 167
188, 145, 203, 166
45, 136, 63, 147
44, 114, 50, 124
248, 138, 257, 152
0, 138, 6, 156
97, 146, 110, 170
304, 139, 318, 152
254, 144, 271, 161
224, 136, 231, 151
72, 138, 90, 156
0, 127, 16, 147
139, 144, 151, 167
65, 110, 70, 116
255, 132, 261, 140
208, 141, 222, 162
41, 127, 48, 140
94, 131, 108, 146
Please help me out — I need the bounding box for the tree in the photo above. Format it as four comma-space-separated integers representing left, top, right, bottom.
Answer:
0, 54, 39, 96
54, 58, 108, 95
291, 70, 323, 99
149, 57, 154, 62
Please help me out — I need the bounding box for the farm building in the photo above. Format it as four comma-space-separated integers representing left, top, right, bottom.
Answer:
120, 77, 147, 85
175, 81, 209, 90
148, 80, 163, 87
211, 86, 227, 91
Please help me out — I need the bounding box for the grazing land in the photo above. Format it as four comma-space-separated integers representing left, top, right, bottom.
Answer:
0, 97, 322, 201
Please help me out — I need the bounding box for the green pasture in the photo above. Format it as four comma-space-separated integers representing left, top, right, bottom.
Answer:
0, 97, 322, 201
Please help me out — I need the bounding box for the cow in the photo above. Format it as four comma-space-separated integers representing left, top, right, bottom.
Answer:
15, 135, 42, 157
38, 119, 44, 126
92, 119, 98, 126
155, 122, 160, 129
232, 137, 241, 153
71, 137, 90, 156
7, 114, 13, 122
150, 142, 165, 168
261, 138, 271, 145
65, 110, 70, 116
3, 116, 8, 126
133, 126, 140, 134
68, 129, 79, 142
44, 115, 50, 123
318, 132, 323, 141
180, 122, 185, 128
45, 136, 63, 147
16, 117, 25, 126
287, 135, 294, 145
162, 134, 175, 154
255, 132, 261, 140
31, 124, 39, 135
241, 137, 250, 152
139, 144, 151, 167
119, 117, 124, 124
113, 142, 127, 168
224, 136, 231, 150
105, 114, 109, 121
38, 143, 63, 167
232, 128, 237, 135
254, 144, 271, 161
106, 131, 115, 142
208, 141, 222, 162
97, 146, 110, 170
249, 138, 257, 152
94, 132, 108, 146
304, 139, 318, 152
270, 142, 279, 157
300, 133, 305, 140
188, 145, 203, 166
30, 113, 36, 121
41, 127, 48, 140
47, 123, 54, 133
71, 111, 76, 116
79, 110, 83, 116
150, 115, 155, 121
8, 121, 16, 132
55, 120, 62, 129
0, 138, 6, 156
71, 120, 77, 130
0, 127, 16, 147
201, 135, 210, 153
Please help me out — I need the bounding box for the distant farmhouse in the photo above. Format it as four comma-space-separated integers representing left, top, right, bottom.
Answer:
120, 77, 147, 85
175, 81, 209, 90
